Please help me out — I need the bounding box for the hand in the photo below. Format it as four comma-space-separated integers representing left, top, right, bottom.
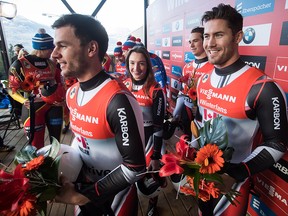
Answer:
214, 173, 236, 194
54, 175, 90, 205
148, 159, 161, 171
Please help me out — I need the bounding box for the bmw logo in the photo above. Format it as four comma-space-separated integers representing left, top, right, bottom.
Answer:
243, 27, 255, 44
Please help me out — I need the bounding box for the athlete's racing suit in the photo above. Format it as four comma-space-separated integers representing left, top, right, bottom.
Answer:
67, 71, 146, 216
173, 57, 213, 137
195, 58, 288, 216
124, 78, 166, 164
8, 55, 63, 149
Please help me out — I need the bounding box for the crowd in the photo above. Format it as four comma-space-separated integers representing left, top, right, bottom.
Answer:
2, 3, 287, 216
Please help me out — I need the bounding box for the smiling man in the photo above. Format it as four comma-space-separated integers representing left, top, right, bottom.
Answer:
194, 3, 288, 216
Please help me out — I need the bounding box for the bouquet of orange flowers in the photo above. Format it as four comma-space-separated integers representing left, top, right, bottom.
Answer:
160, 116, 240, 204
0, 138, 62, 216
179, 69, 199, 106
9, 68, 40, 94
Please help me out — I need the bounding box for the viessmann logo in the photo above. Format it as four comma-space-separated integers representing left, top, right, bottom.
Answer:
273, 57, 288, 82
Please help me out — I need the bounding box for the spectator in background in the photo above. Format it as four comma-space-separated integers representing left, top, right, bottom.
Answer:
122, 35, 137, 57
8, 28, 64, 149
102, 53, 111, 72
124, 46, 167, 216
113, 41, 126, 76
11, 43, 24, 63
194, 4, 288, 215
17, 48, 29, 59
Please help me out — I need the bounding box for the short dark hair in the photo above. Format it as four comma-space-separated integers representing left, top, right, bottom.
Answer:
201, 3, 243, 35
52, 13, 108, 62
14, 44, 24, 49
191, 26, 204, 40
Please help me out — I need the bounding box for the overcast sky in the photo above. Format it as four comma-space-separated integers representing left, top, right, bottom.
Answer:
10, 0, 145, 33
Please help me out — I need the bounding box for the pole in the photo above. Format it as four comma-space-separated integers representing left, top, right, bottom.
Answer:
0, 18, 10, 79
144, 0, 149, 48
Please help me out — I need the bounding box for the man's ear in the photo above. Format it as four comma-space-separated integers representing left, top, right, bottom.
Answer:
235, 30, 243, 44
88, 40, 98, 57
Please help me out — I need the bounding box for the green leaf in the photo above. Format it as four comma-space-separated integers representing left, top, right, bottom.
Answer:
199, 117, 228, 150
202, 173, 223, 183
38, 187, 58, 202
193, 171, 201, 197
47, 137, 61, 159
36, 201, 48, 216
14, 145, 38, 164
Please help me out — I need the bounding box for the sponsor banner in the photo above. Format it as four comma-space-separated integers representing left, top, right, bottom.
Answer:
171, 51, 183, 62
170, 77, 182, 90
162, 51, 171, 60
172, 19, 184, 32
280, 21, 288, 45
270, 158, 288, 182
235, 0, 275, 17
164, 63, 171, 75
184, 52, 195, 63
154, 50, 162, 58
162, 37, 171, 47
240, 55, 267, 71
249, 195, 276, 216
253, 172, 288, 215
162, 23, 171, 34
172, 36, 183, 46
185, 14, 201, 30
171, 65, 182, 77
273, 57, 288, 82
155, 38, 162, 47
240, 23, 272, 46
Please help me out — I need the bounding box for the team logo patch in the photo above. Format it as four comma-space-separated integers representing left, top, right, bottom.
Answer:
202, 74, 209, 83
69, 86, 76, 99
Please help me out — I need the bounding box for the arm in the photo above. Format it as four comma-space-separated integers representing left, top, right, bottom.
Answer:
226, 81, 288, 181
8, 60, 27, 104
151, 88, 166, 160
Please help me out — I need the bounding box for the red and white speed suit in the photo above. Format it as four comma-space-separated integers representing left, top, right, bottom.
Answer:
195, 58, 288, 216
67, 71, 146, 216
8, 55, 63, 149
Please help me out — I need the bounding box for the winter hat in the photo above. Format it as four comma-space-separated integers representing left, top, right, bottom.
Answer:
122, 36, 136, 51
114, 41, 123, 56
32, 28, 54, 50
136, 38, 144, 47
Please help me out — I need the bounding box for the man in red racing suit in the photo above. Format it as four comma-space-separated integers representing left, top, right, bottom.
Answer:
51, 14, 146, 216
193, 4, 288, 216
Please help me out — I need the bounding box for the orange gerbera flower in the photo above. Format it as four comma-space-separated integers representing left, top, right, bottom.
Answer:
195, 144, 224, 174
18, 195, 37, 216
23, 155, 45, 172
20, 81, 34, 92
